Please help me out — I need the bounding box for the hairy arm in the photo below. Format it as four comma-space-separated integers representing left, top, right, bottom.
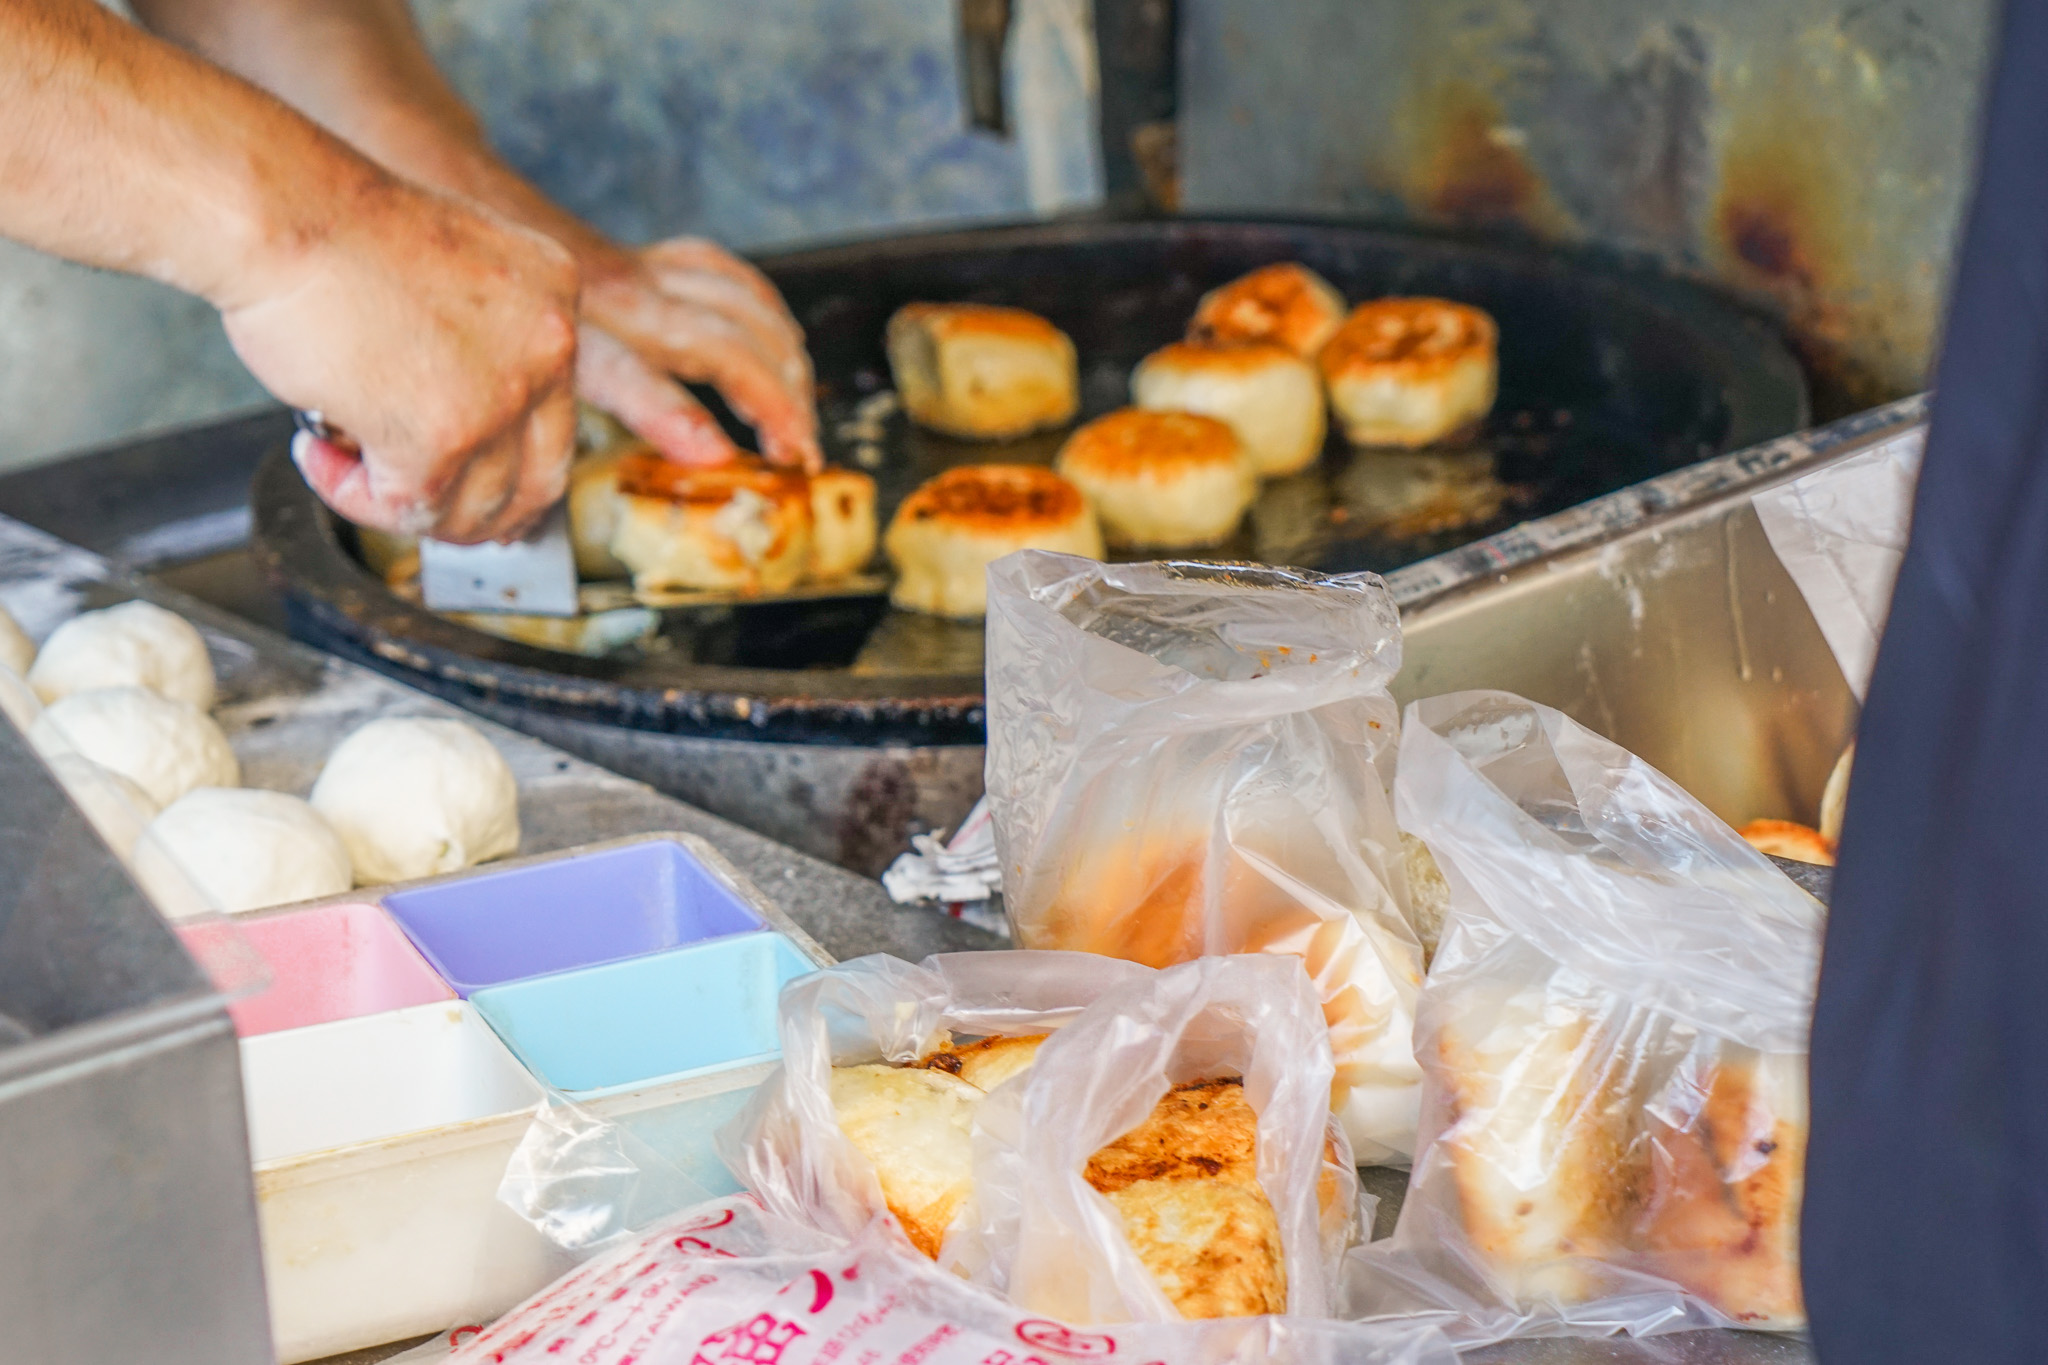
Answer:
134, 0, 822, 470
1, 0, 581, 541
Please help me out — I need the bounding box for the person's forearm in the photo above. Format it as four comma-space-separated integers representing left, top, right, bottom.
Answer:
131, 0, 612, 266
0, 0, 398, 311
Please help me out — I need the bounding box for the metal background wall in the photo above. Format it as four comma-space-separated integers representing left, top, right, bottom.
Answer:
0, 0, 1099, 471
1178, 0, 1995, 416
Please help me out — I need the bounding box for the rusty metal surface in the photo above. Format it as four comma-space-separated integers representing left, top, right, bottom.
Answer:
1178, 0, 1992, 416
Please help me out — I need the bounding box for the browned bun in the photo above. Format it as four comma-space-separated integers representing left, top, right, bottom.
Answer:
608, 452, 812, 594
883, 464, 1103, 617
886, 303, 1080, 439
1320, 298, 1499, 448
1055, 409, 1256, 549
1188, 263, 1348, 357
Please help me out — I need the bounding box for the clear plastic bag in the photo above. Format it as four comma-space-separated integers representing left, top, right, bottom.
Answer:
720, 950, 1361, 1324
440, 1194, 1460, 1365
983, 551, 1424, 1163
1349, 691, 1823, 1344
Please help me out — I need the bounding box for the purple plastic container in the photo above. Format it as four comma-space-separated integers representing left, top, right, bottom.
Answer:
382, 837, 766, 996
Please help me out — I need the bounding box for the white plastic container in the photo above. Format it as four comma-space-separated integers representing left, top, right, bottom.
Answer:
243, 1001, 553, 1363
244, 1004, 789, 1362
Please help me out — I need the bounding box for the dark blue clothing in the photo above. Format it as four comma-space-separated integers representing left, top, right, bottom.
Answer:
1805, 0, 2048, 1357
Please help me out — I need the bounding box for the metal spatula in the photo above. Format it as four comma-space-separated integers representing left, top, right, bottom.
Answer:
294, 410, 581, 617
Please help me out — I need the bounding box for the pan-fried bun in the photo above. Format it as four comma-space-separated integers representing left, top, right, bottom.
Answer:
1737, 819, 1835, 867
1188, 263, 1347, 358
1321, 298, 1498, 449
830, 1063, 983, 1258
567, 448, 632, 579
1085, 1078, 1286, 1318
1132, 340, 1327, 478
1055, 409, 1256, 549
608, 453, 812, 595
886, 303, 1080, 439
919, 1033, 1048, 1092
807, 466, 879, 581
884, 465, 1103, 618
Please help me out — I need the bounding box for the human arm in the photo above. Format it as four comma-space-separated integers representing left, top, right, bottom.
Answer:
130, 0, 822, 470
0, 0, 581, 541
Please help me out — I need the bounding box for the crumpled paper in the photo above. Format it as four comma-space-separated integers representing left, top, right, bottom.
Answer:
880, 796, 1010, 937
1751, 427, 1924, 699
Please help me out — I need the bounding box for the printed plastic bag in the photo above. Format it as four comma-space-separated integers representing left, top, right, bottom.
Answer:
984, 551, 1424, 1163
1349, 691, 1823, 1344
440, 1194, 1460, 1365
721, 950, 1360, 1324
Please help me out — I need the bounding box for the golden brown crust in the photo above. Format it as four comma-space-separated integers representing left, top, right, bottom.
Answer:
1103, 1178, 1287, 1317
892, 301, 1068, 343
893, 464, 1090, 533
916, 1033, 1048, 1092
1189, 263, 1347, 357
1057, 409, 1243, 478
1084, 1077, 1285, 1318
1086, 1078, 1261, 1193
614, 452, 809, 509
1319, 298, 1498, 382
1642, 1055, 1807, 1326
1737, 819, 1835, 867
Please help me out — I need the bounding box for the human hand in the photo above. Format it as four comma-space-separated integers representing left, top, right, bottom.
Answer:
575, 237, 821, 472
220, 174, 580, 543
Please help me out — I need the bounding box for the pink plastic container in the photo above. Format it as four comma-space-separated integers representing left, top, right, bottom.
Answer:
184, 901, 455, 1037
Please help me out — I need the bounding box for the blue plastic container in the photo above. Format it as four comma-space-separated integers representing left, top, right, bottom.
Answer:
470, 931, 814, 1096
383, 837, 766, 996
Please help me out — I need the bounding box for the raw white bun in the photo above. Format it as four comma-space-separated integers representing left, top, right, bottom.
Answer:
44, 751, 158, 860
1055, 408, 1257, 549
1132, 340, 1327, 477
883, 465, 1104, 618
28, 600, 216, 710
133, 787, 353, 918
0, 604, 32, 676
311, 717, 519, 885
30, 686, 239, 808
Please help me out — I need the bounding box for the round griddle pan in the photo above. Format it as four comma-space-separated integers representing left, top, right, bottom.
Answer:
251, 217, 1808, 745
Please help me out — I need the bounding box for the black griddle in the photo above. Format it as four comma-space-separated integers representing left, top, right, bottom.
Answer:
251, 218, 1808, 745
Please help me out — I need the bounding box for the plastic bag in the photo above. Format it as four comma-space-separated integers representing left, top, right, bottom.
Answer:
721, 950, 1361, 1323
1348, 691, 1823, 1344
984, 551, 1424, 1163
440, 1194, 1460, 1365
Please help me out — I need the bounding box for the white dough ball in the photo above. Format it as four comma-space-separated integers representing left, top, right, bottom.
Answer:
0, 666, 39, 735
133, 788, 353, 918
30, 686, 240, 808
28, 600, 216, 710
44, 752, 159, 859
0, 604, 33, 676
311, 717, 519, 884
